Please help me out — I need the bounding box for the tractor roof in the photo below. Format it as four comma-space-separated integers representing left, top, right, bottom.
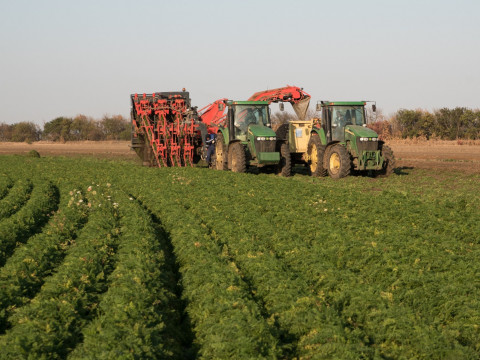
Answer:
227, 100, 270, 105
320, 101, 366, 106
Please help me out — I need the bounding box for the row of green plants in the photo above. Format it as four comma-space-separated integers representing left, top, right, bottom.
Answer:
0, 188, 89, 333
134, 167, 480, 358
0, 179, 33, 221
0, 174, 13, 201
213, 185, 479, 358
0, 156, 478, 358
161, 170, 368, 358
69, 188, 186, 359
0, 185, 120, 359
0, 179, 58, 267
180, 189, 356, 357
273, 192, 480, 359
133, 180, 281, 359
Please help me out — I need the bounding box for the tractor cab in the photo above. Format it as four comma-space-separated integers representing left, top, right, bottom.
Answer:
317, 101, 369, 142
230, 102, 271, 141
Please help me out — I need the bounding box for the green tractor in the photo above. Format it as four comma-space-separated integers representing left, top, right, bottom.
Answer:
214, 100, 291, 176
281, 101, 395, 178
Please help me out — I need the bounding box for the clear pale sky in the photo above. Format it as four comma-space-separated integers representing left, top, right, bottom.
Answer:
1, 0, 479, 125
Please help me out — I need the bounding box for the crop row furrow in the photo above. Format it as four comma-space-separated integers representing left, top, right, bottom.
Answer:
188, 203, 363, 359
0, 179, 33, 221
0, 188, 120, 359
0, 188, 89, 333
0, 174, 13, 201
0, 180, 59, 266
135, 190, 281, 359
70, 191, 186, 359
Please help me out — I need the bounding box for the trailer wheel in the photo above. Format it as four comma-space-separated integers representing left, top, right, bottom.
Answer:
326, 144, 351, 179
229, 142, 246, 173
376, 144, 396, 177
215, 133, 228, 170
276, 142, 291, 177
307, 134, 326, 177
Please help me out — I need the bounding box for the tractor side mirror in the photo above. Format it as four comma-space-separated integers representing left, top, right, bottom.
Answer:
372, 104, 376, 112
316, 103, 322, 111
279, 103, 284, 111
218, 103, 224, 111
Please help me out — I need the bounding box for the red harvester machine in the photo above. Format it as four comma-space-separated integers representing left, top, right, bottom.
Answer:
196, 98, 228, 134
130, 90, 199, 167
130, 86, 311, 168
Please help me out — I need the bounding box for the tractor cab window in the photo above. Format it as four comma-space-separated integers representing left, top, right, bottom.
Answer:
234, 105, 270, 138
330, 105, 365, 140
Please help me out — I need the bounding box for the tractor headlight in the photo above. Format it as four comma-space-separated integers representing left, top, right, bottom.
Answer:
270, 137, 276, 141
372, 137, 378, 141
260, 137, 266, 140
360, 137, 367, 141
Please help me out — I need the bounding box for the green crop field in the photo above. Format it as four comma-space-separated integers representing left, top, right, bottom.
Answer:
0, 155, 478, 359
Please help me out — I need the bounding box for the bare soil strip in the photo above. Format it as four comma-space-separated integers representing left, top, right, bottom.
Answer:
1, 140, 479, 173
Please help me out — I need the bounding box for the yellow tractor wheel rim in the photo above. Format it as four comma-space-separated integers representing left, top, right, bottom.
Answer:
329, 152, 340, 174
310, 145, 318, 172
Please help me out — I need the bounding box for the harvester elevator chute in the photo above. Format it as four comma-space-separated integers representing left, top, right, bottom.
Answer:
130, 91, 199, 167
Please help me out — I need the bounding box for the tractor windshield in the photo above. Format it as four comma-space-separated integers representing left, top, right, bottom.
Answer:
234, 105, 270, 136
330, 105, 365, 141
331, 106, 365, 127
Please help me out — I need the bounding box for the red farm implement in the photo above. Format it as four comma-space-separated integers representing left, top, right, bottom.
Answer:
130, 91, 199, 167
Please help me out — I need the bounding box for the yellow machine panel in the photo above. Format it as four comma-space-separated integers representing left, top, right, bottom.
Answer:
288, 120, 314, 153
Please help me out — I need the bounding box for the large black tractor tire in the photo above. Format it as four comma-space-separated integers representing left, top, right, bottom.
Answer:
326, 144, 351, 179
376, 144, 396, 177
214, 132, 228, 170
275, 123, 289, 141
229, 142, 247, 173
307, 134, 327, 177
276, 142, 291, 177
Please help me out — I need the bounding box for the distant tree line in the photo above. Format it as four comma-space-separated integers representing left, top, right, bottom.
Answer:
0, 115, 131, 142
1, 107, 478, 142
271, 107, 480, 140
387, 107, 480, 140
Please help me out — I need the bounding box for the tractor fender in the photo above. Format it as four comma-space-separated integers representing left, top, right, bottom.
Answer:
310, 127, 328, 146
217, 128, 230, 146
325, 140, 340, 151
